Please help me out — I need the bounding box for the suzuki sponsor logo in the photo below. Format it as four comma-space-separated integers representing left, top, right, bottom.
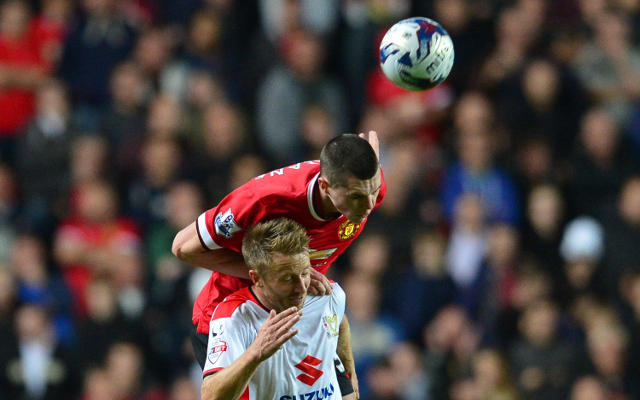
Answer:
279, 383, 335, 400
294, 356, 324, 386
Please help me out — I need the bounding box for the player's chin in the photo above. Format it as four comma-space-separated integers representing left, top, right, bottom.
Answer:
349, 214, 368, 224
289, 295, 306, 308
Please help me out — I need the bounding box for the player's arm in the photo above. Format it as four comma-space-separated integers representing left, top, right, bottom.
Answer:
202, 308, 302, 400
172, 221, 248, 278
338, 315, 359, 399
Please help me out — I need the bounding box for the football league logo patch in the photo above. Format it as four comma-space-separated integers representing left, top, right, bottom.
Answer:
338, 220, 360, 240
214, 209, 241, 238
207, 338, 228, 365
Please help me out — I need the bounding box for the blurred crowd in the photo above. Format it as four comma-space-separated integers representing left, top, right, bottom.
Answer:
0, 0, 640, 399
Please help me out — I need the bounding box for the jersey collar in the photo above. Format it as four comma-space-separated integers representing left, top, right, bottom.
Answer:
307, 173, 328, 221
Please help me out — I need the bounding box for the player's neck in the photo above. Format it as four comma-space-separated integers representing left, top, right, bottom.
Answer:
313, 178, 340, 220
250, 285, 278, 312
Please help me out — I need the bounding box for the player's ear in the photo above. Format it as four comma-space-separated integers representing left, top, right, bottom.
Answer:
318, 176, 330, 192
248, 270, 261, 286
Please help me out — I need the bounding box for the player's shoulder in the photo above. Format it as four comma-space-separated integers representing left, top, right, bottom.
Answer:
330, 282, 346, 303
211, 288, 255, 320
247, 161, 320, 201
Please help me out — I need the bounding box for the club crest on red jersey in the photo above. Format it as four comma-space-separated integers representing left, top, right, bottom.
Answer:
338, 220, 360, 240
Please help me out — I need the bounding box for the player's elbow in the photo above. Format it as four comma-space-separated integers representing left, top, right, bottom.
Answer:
172, 234, 187, 260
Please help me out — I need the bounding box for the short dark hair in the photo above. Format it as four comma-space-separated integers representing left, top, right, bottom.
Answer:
319, 134, 379, 187
242, 218, 310, 277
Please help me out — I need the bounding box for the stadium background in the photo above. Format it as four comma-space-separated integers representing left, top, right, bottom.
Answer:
0, 0, 640, 399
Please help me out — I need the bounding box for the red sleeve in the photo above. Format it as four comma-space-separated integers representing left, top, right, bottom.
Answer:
196, 185, 266, 252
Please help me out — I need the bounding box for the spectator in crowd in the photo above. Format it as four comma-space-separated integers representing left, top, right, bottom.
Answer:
80, 367, 118, 400
559, 216, 606, 303
256, 28, 348, 165
496, 57, 587, 158
104, 341, 165, 400
521, 184, 565, 288
571, 8, 640, 125
10, 234, 74, 344
14, 79, 77, 238
441, 91, 520, 225
384, 230, 456, 343
0, 304, 79, 400
73, 279, 144, 374
59, 0, 137, 128
0, 162, 18, 265
472, 348, 519, 400
0, 0, 48, 162
100, 61, 149, 183
447, 193, 488, 312
343, 272, 404, 398
366, 341, 429, 400
569, 375, 607, 400
601, 176, 640, 302
28, 0, 73, 71
509, 299, 587, 400
53, 179, 143, 318
566, 107, 640, 219
585, 322, 638, 398
125, 136, 182, 231
423, 305, 481, 400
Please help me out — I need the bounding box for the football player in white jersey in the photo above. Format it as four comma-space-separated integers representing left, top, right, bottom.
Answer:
201, 218, 354, 400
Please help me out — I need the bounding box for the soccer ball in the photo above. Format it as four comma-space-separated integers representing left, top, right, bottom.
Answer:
379, 17, 454, 91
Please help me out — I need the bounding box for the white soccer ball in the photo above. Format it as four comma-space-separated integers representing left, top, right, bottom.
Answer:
379, 17, 455, 91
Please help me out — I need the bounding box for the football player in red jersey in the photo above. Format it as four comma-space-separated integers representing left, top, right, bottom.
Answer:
173, 131, 385, 399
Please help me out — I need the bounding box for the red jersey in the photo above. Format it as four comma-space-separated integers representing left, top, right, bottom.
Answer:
193, 161, 386, 333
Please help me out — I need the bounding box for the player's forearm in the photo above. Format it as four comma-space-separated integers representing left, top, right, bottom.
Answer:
180, 247, 249, 278
172, 222, 250, 278
337, 315, 356, 378
202, 350, 262, 400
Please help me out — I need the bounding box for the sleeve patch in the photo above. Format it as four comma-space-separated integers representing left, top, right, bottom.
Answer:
207, 338, 228, 365
214, 208, 242, 239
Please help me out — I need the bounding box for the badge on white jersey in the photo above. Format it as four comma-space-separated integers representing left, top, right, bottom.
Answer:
214, 209, 241, 238
322, 314, 339, 338
207, 338, 228, 365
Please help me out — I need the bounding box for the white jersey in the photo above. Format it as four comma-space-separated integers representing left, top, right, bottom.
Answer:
203, 282, 346, 400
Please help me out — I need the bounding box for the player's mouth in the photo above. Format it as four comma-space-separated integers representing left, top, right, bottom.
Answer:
290, 296, 305, 305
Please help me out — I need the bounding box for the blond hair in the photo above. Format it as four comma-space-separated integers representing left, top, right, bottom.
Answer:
242, 218, 310, 277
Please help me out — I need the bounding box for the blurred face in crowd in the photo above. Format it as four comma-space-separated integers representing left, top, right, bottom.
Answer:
522, 59, 560, 109
527, 185, 564, 236
570, 376, 606, 400
77, 181, 118, 224
580, 109, 618, 163
618, 177, 640, 226
0, 0, 30, 39
284, 30, 325, 79
519, 300, 559, 346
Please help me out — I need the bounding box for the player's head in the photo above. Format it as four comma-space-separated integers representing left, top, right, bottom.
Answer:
243, 218, 311, 312
319, 134, 381, 224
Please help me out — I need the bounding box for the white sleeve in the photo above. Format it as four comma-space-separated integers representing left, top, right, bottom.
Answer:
203, 313, 249, 375
330, 282, 346, 324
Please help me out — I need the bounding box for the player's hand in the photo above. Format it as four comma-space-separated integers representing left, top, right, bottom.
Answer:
251, 307, 302, 361
359, 131, 379, 160
307, 268, 332, 296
